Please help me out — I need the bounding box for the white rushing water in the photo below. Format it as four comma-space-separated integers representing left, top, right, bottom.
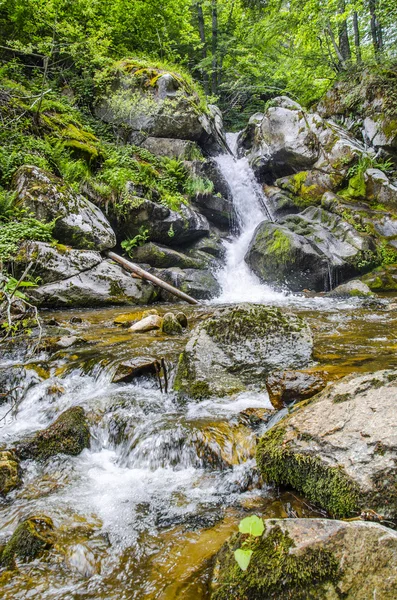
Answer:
214, 132, 286, 304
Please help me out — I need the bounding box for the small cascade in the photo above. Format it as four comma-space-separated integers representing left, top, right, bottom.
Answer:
214, 133, 285, 303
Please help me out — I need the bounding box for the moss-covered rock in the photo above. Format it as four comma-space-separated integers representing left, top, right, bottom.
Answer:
257, 370, 397, 520
16, 406, 90, 461
161, 312, 183, 335
362, 264, 397, 291
0, 516, 55, 569
326, 279, 373, 297
211, 518, 397, 599
0, 450, 21, 495
14, 165, 116, 250
132, 242, 203, 269
174, 304, 312, 399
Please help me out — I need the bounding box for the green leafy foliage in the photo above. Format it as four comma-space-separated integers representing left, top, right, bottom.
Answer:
234, 515, 265, 571
121, 227, 150, 256
0, 217, 55, 262
238, 515, 265, 537
234, 548, 253, 571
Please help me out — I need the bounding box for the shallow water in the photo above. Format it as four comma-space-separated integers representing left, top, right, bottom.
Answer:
1, 298, 397, 599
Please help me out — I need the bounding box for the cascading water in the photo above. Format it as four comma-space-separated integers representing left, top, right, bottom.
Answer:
214, 133, 285, 304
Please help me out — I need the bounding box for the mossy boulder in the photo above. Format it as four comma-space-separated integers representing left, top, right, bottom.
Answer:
174, 304, 313, 399
16, 406, 90, 461
14, 165, 116, 250
0, 516, 55, 569
257, 370, 397, 520
326, 279, 373, 297
211, 518, 397, 600
0, 451, 21, 496
29, 259, 157, 308
132, 242, 203, 269
95, 58, 226, 153
14, 241, 102, 285
153, 267, 221, 300
362, 264, 397, 291
246, 207, 375, 292
161, 312, 183, 335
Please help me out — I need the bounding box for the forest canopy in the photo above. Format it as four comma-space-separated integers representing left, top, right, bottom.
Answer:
0, 0, 396, 127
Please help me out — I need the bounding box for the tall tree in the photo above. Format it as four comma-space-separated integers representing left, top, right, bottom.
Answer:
211, 0, 218, 94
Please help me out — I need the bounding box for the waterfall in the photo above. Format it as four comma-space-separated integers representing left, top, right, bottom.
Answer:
214, 133, 285, 303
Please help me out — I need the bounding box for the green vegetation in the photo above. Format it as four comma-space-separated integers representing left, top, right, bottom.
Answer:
234, 516, 265, 571
121, 227, 150, 256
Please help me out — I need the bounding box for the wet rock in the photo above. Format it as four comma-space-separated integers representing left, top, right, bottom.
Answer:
185, 230, 226, 259
263, 185, 300, 219
0, 516, 55, 569
161, 312, 183, 335
16, 406, 90, 461
132, 242, 203, 269
192, 193, 234, 228
326, 280, 373, 297
238, 96, 364, 185
140, 137, 199, 159
362, 264, 397, 292
238, 408, 274, 427
192, 422, 256, 468
365, 168, 397, 208
211, 518, 397, 600
0, 451, 21, 496
95, 61, 226, 152
174, 304, 312, 399
29, 259, 157, 308
110, 198, 210, 247
257, 369, 397, 520
112, 357, 159, 383
154, 267, 221, 301
13, 242, 102, 285
246, 207, 374, 292
65, 543, 100, 577
266, 370, 326, 409
56, 335, 86, 349
130, 314, 162, 333
175, 312, 188, 328
14, 166, 116, 250
190, 158, 232, 200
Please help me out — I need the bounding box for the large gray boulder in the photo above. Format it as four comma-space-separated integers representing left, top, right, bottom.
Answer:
238, 97, 365, 184
245, 207, 374, 291
109, 197, 210, 246
192, 192, 234, 228
174, 304, 312, 399
94, 60, 227, 153
14, 166, 116, 250
132, 242, 203, 269
257, 369, 397, 520
14, 241, 102, 285
29, 259, 157, 307
140, 137, 200, 159
211, 518, 397, 600
153, 267, 221, 301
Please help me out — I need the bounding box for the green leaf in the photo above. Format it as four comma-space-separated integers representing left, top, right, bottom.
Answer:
238, 515, 264, 538
234, 548, 253, 571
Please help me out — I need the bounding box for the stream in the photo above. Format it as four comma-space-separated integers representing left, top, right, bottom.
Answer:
1, 137, 397, 599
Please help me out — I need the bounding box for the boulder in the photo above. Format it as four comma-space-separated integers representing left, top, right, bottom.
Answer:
140, 137, 200, 159
365, 168, 397, 208
266, 370, 326, 410
175, 311, 188, 328
263, 185, 300, 219
189, 158, 232, 200
245, 207, 375, 292
28, 259, 157, 307
15, 406, 90, 460
112, 357, 159, 383
0, 516, 55, 569
257, 369, 397, 520
326, 279, 373, 297
14, 166, 116, 250
238, 96, 365, 185
161, 312, 183, 335
0, 451, 21, 496
131, 242, 203, 269
362, 264, 397, 291
211, 518, 397, 600
110, 198, 210, 246
130, 314, 162, 333
14, 242, 102, 285
154, 267, 221, 300
363, 117, 397, 157
174, 304, 312, 399
94, 60, 226, 153
193, 193, 234, 228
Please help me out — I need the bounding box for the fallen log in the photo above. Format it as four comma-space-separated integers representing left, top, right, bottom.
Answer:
106, 251, 199, 305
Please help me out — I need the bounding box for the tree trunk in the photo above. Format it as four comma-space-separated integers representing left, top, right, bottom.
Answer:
368, 0, 382, 57
211, 0, 218, 95
326, 20, 345, 69
338, 0, 351, 62
196, 1, 209, 93
352, 11, 362, 63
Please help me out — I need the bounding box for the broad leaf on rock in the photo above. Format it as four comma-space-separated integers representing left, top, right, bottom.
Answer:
234, 548, 253, 571
239, 515, 265, 537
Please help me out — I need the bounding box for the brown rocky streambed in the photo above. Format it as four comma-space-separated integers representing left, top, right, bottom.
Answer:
0, 296, 397, 599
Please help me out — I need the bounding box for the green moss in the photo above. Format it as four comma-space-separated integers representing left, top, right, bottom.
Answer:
256, 426, 360, 518
0, 516, 55, 569
340, 171, 366, 200
266, 230, 291, 264
279, 172, 324, 208
15, 406, 90, 461
212, 524, 341, 600
382, 119, 397, 140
